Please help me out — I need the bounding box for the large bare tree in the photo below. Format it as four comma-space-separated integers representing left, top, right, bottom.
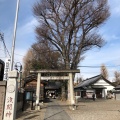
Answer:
23, 40, 63, 77
31, 40, 64, 70
101, 64, 108, 79
23, 48, 34, 78
114, 71, 120, 85
33, 0, 110, 70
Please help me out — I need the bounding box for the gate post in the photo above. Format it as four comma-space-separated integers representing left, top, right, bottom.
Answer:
35, 73, 41, 110
67, 80, 70, 103
3, 70, 18, 120
0, 81, 6, 120
69, 73, 75, 105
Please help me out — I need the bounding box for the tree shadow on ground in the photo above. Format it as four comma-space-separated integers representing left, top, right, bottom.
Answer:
44, 110, 65, 120
23, 115, 39, 120
16, 102, 39, 119
16, 109, 40, 119
43, 98, 52, 103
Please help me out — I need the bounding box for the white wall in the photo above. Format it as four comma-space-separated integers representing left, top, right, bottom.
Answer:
75, 79, 115, 99
93, 79, 115, 98
93, 79, 115, 90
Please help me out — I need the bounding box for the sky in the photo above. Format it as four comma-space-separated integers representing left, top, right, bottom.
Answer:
0, 0, 120, 81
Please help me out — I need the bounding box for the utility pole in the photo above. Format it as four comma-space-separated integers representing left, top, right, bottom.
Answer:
10, 0, 20, 71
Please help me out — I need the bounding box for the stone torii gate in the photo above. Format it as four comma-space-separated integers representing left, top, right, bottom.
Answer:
30, 69, 80, 108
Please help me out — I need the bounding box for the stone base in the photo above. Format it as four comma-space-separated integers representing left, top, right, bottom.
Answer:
39, 102, 44, 106
69, 105, 77, 110
35, 105, 41, 110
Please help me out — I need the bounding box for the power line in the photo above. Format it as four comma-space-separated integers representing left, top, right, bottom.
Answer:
80, 70, 119, 73
78, 65, 120, 68
0, 32, 11, 57
0, 57, 7, 58
14, 53, 24, 56
0, 48, 24, 57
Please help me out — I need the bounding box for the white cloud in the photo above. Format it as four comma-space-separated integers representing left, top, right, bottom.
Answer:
14, 48, 28, 64
102, 34, 120, 42
111, 35, 120, 40
1, 17, 38, 65
17, 17, 38, 38
113, 7, 120, 15
109, 0, 120, 16
14, 17, 38, 62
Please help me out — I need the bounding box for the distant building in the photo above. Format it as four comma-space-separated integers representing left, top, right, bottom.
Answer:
114, 85, 120, 100
74, 75, 115, 99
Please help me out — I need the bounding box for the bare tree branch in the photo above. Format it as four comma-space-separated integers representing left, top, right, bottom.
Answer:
33, 0, 110, 69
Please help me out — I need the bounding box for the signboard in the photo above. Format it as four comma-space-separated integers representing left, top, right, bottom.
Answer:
3, 58, 10, 81
26, 92, 33, 101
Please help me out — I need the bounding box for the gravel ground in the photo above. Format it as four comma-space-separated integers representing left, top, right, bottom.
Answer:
58, 99, 120, 120
16, 99, 120, 120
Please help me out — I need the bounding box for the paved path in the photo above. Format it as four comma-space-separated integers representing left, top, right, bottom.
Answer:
16, 99, 72, 120
44, 99, 72, 120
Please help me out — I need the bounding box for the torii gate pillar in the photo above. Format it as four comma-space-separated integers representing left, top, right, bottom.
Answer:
35, 73, 41, 110
69, 73, 75, 104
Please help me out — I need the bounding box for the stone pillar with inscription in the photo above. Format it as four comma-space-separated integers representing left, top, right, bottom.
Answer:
3, 70, 18, 120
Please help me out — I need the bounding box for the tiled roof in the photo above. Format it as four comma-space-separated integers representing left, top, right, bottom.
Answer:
0, 59, 4, 65
114, 85, 120, 90
74, 75, 101, 89
74, 74, 115, 89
